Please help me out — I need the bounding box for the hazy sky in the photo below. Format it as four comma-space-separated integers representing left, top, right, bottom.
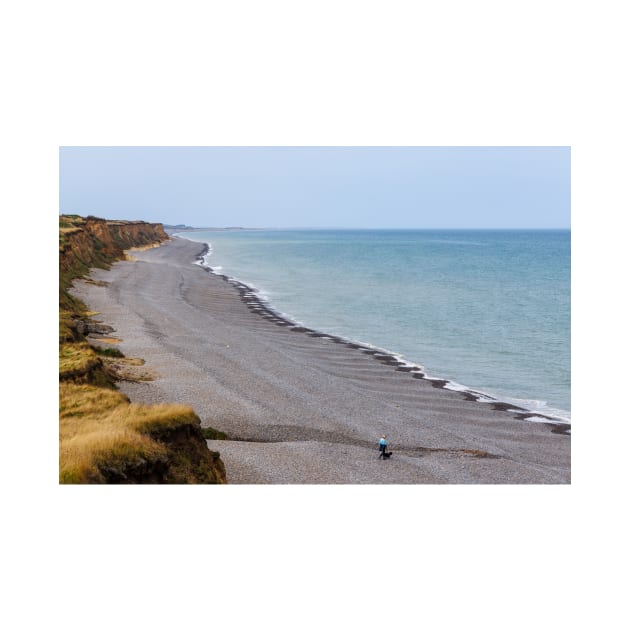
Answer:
59, 146, 570, 228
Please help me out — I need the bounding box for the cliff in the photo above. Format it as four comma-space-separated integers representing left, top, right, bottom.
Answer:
59, 214, 227, 484
59, 215, 169, 311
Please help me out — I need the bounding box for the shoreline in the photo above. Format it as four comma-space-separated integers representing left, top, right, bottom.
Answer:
72, 237, 571, 484
192, 239, 571, 428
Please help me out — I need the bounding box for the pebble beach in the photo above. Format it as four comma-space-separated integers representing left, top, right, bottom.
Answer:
72, 237, 571, 484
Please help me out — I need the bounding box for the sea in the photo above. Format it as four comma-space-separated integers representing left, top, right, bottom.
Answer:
180, 229, 571, 423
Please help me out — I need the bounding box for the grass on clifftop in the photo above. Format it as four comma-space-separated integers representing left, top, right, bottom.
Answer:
59, 383, 204, 483
59, 341, 101, 376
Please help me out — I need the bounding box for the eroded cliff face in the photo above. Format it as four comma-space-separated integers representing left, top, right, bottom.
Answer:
82, 414, 228, 484
59, 216, 169, 287
58, 215, 227, 484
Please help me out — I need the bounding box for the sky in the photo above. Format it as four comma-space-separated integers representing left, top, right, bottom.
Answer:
59, 146, 570, 229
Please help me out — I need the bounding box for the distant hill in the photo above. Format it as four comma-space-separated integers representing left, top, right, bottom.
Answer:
163, 224, 198, 230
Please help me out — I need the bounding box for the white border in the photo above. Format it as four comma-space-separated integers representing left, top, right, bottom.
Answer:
3, 1, 628, 628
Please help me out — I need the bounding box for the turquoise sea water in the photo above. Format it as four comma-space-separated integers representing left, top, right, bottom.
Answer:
182, 229, 570, 421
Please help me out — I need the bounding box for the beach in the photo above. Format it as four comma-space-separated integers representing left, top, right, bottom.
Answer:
71, 237, 571, 484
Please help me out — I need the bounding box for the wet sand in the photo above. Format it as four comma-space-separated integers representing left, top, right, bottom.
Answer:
72, 237, 571, 484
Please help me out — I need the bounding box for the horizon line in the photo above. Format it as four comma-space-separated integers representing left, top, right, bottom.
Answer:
168, 225, 571, 231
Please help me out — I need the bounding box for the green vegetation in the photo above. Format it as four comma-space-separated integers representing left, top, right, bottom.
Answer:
92, 345, 124, 358
201, 427, 229, 440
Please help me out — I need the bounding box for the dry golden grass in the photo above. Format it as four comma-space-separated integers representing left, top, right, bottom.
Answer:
59, 382, 127, 422
110, 402, 199, 433
59, 317, 76, 343
60, 428, 167, 484
59, 342, 100, 378
59, 383, 201, 483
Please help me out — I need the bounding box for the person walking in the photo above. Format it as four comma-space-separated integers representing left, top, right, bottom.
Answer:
378, 434, 388, 459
